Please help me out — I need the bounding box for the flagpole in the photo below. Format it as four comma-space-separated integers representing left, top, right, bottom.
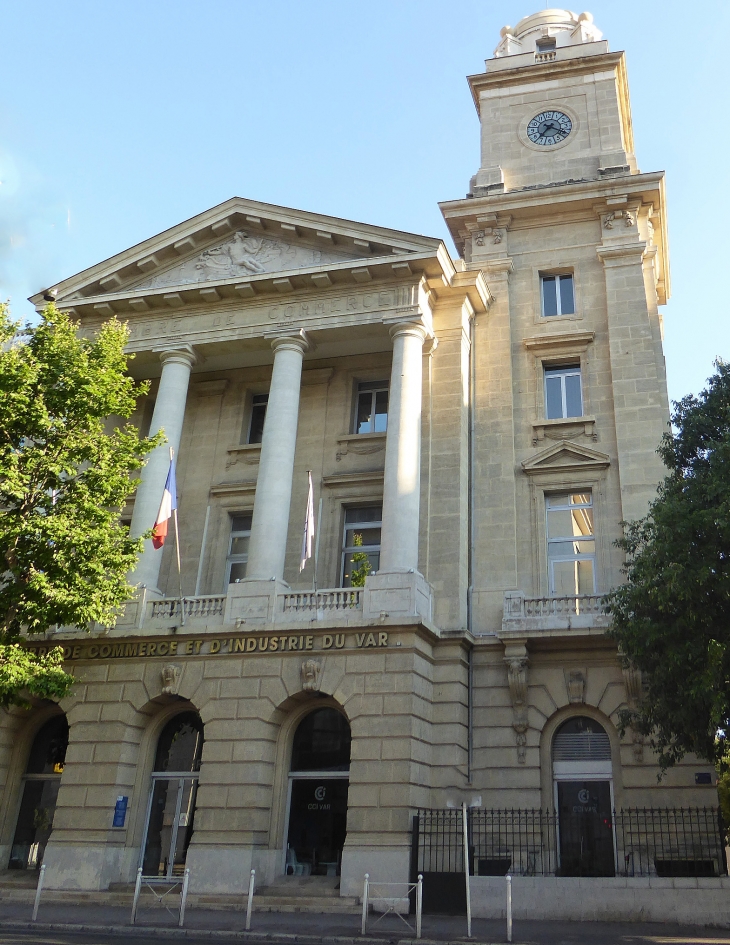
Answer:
170, 448, 186, 626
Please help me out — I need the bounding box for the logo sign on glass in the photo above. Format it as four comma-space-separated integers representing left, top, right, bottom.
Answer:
527, 111, 572, 146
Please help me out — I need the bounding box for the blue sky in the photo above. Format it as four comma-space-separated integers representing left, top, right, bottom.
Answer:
1, 0, 727, 405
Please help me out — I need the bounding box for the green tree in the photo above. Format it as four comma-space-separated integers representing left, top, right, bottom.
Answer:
349, 532, 372, 588
0, 303, 161, 706
606, 360, 730, 770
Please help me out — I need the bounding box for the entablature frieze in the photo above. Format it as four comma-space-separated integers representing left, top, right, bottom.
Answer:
76, 281, 436, 363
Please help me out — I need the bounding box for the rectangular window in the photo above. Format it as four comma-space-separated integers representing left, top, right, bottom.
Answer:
544, 365, 583, 419
226, 513, 252, 585
245, 394, 268, 444
353, 381, 388, 434
541, 273, 575, 317
536, 37, 556, 52
546, 492, 596, 595
341, 505, 382, 587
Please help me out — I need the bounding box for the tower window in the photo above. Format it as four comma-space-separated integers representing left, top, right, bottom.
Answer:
353, 381, 389, 434
226, 513, 252, 585
536, 37, 556, 53
544, 365, 583, 419
541, 273, 575, 317
546, 492, 596, 596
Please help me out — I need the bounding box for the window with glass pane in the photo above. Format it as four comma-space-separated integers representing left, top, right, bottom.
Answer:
341, 506, 382, 586
245, 394, 268, 444
544, 365, 583, 419
226, 513, 252, 585
354, 382, 388, 434
546, 492, 596, 595
541, 273, 575, 317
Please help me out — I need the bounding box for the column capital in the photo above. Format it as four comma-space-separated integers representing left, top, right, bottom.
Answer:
386, 320, 430, 344
153, 344, 198, 369
264, 328, 313, 355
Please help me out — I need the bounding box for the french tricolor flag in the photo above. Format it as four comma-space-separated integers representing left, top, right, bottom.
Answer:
152, 459, 177, 549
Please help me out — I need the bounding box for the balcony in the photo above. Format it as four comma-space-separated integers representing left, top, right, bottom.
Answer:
501, 591, 610, 638
118, 587, 364, 631
113, 570, 432, 634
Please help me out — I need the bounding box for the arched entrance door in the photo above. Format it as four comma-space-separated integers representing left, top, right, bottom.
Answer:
9, 715, 68, 870
140, 711, 203, 878
285, 708, 350, 877
552, 715, 615, 876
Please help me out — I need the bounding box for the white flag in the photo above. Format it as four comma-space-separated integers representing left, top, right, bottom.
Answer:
300, 471, 315, 572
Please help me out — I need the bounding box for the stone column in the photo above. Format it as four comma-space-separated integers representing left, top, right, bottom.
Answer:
245, 331, 310, 583
129, 345, 196, 593
379, 321, 428, 572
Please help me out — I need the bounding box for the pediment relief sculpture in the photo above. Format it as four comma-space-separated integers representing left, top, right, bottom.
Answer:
522, 439, 611, 476
133, 231, 359, 291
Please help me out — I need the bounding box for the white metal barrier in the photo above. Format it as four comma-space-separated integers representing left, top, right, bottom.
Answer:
245, 868, 255, 930
361, 873, 423, 938
31, 864, 46, 922
506, 873, 513, 942
130, 867, 190, 927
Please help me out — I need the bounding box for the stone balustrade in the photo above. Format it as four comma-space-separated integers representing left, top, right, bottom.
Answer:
501, 591, 611, 638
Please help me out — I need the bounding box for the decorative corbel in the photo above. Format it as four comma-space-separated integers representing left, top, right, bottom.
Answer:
504, 643, 529, 764
621, 658, 644, 762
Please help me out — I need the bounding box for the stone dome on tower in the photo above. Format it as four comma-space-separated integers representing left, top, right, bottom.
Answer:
494, 9, 603, 58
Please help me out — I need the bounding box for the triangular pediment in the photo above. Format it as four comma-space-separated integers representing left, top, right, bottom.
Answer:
131, 230, 360, 291
32, 196, 443, 309
522, 440, 611, 475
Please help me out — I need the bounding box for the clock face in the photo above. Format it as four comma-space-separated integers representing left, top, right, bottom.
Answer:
526, 110, 572, 146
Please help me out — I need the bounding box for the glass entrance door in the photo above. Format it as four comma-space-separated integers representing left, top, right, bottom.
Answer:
141, 776, 198, 878
557, 780, 615, 876
286, 777, 349, 876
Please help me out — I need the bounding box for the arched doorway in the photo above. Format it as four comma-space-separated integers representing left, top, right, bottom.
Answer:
9, 715, 68, 870
140, 711, 203, 878
552, 715, 615, 876
285, 707, 350, 877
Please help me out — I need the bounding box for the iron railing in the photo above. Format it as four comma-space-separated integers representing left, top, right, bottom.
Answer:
411, 807, 727, 879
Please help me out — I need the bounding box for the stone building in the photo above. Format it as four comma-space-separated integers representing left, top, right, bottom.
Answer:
1, 7, 722, 912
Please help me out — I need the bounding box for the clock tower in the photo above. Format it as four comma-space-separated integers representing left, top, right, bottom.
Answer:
441, 8, 671, 631
467, 9, 637, 194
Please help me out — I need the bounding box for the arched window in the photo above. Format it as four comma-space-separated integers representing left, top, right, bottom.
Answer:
286, 708, 351, 877
552, 716, 611, 762
141, 712, 204, 878
9, 715, 69, 869
291, 707, 351, 772
153, 712, 204, 773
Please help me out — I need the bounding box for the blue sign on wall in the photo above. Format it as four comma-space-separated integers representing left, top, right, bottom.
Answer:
112, 795, 128, 828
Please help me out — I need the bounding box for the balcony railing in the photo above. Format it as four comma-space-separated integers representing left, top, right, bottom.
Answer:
502, 592, 610, 636
150, 596, 226, 619
281, 588, 363, 614
534, 50, 557, 62
523, 595, 606, 617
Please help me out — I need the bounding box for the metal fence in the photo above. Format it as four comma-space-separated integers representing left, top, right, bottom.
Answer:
411, 807, 727, 882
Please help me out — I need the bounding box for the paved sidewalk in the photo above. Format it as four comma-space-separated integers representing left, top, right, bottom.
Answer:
0, 899, 729, 945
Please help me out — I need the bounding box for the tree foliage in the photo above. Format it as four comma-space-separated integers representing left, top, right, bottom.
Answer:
349, 532, 372, 588
606, 360, 730, 770
0, 303, 161, 705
